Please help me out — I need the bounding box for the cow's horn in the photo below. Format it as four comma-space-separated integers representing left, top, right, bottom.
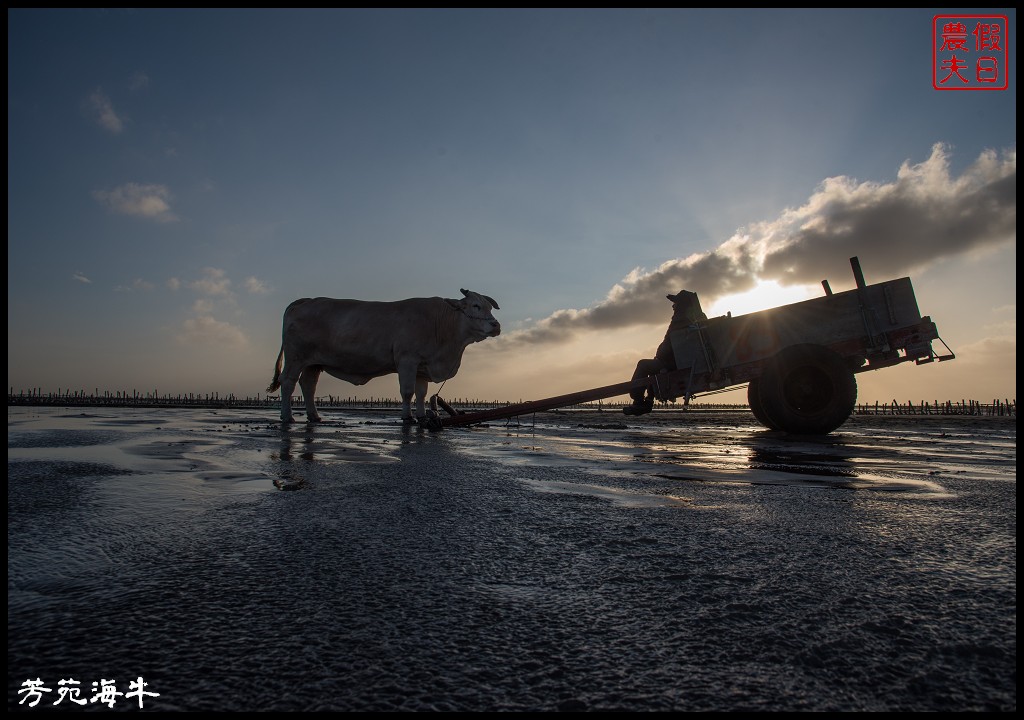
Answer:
460, 288, 499, 310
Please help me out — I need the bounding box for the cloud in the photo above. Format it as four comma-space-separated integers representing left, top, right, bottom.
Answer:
177, 313, 249, 349
93, 183, 178, 223
244, 276, 271, 294
188, 267, 232, 297
85, 89, 125, 134
978, 305, 1016, 338
173, 272, 261, 348
177, 298, 248, 348
759, 144, 1016, 284
948, 333, 1017, 396
507, 144, 1017, 346
128, 71, 149, 91
177, 268, 268, 301
72, 272, 92, 284
958, 334, 1016, 360
191, 298, 214, 314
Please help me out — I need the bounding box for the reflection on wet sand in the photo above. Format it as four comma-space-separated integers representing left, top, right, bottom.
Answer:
459, 414, 957, 497
271, 419, 410, 489
9, 407, 995, 500
274, 421, 402, 464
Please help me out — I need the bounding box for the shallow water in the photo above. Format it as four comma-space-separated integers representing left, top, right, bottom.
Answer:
7, 406, 1017, 711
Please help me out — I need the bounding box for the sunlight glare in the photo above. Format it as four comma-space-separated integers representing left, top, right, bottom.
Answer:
705, 280, 821, 318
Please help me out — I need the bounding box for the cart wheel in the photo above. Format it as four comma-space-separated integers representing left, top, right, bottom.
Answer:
747, 377, 779, 431
757, 344, 857, 435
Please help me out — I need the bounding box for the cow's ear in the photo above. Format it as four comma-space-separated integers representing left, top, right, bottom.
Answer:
482, 294, 499, 310
446, 298, 462, 310
460, 288, 469, 297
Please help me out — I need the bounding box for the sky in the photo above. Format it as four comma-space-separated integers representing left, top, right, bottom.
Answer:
7, 8, 1017, 406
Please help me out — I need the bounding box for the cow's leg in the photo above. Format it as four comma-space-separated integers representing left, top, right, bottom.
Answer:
298, 366, 323, 422
397, 361, 417, 423
278, 361, 303, 423
414, 376, 429, 420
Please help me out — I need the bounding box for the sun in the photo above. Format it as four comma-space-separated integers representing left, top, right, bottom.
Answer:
705, 280, 821, 318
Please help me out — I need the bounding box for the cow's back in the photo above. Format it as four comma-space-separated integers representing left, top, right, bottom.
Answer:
282, 297, 446, 373
285, 296, 442, 335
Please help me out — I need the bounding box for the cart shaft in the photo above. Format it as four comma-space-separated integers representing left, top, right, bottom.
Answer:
438, 369, 690, 427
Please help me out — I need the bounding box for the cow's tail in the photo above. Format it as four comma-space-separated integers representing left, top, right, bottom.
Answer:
266, 346, 284, 394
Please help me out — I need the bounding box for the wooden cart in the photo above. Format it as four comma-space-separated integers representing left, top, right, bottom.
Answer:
434, 257, 955, 434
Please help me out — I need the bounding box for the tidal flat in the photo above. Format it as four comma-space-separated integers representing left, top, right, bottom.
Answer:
8, 406, 1016, 711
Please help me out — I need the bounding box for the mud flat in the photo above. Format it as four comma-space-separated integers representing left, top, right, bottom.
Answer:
8, 406, 1016, 711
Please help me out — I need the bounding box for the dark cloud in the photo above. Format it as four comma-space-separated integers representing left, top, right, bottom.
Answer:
505, 144, 1016, 346
762, 146, 1016, 284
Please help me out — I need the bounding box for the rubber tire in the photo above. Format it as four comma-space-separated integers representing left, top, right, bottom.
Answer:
757, 344, 857, 435
747, 377, 779, 431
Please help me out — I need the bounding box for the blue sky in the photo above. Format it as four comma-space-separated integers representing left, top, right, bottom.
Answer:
8, 8, 1016, 404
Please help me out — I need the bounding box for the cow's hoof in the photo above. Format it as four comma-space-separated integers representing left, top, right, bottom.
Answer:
402, 416, 416, 426
306, 415, 322, 423
281, 416, 295, 424
418, 412, 444, 432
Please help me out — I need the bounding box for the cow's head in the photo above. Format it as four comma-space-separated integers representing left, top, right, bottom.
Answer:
449, 289, 501, 340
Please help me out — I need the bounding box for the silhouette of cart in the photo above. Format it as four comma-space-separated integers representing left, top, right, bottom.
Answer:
434, 257, 955, 435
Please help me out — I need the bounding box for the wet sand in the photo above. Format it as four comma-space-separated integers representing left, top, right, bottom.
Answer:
7, 406, 1017, 711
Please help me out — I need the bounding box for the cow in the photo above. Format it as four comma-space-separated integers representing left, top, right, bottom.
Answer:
266, 289, 500, 424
